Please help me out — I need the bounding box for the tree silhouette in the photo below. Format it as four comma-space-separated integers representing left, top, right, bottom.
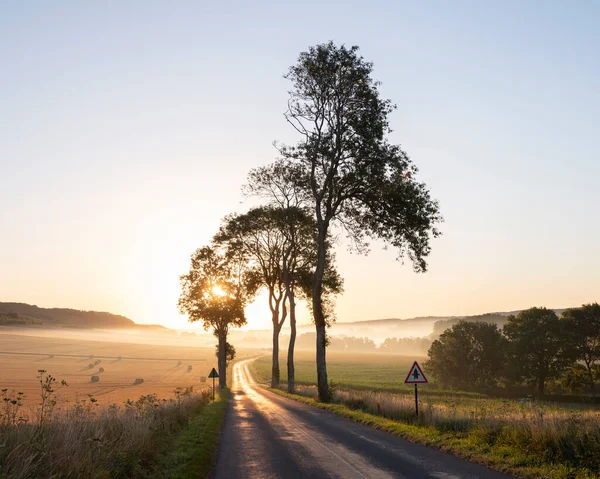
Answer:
216, 207, 290, 387
245, 162, 342, 392
503, 307, 571, 396
280, 42, 442, 401
426, 321, 508, 389
562, 303, 600, 397
178, 245, 257, 388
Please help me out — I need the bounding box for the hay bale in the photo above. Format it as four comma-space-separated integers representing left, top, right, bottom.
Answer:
187, 365, 193, 372
94, 359, 101, 365
91, 376, 100, 383
133, 378, 144, 385
200, 376, 206, 382
98, 367, 105, 373
87, 364, 94, 369
177, 360, 182, 366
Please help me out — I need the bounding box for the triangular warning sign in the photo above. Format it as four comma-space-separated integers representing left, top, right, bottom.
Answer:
208, 367, 219, 378
404, 361, 428, 384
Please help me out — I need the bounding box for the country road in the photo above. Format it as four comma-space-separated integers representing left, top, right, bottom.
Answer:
214, 359, 514, 479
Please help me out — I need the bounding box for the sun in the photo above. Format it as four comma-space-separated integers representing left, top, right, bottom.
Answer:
211, 285, 227, 297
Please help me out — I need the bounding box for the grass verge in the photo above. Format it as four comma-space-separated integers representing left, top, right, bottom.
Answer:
0, 369, 230, 479
264, 385, 600, 479
158, 388, 229, 479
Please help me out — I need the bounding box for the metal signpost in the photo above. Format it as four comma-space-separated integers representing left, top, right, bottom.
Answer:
404, 361, 428, 418
208, 367, 219, 401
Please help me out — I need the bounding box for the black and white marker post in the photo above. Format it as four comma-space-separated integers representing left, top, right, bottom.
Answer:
404, 361, 428, 418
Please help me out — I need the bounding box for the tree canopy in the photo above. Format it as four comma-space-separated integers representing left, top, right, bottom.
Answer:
280, 42, 442, 401
562, 303, 600, 396
503, 307, 571, 396
178, 244, 257, 386
427, 321, 508, 390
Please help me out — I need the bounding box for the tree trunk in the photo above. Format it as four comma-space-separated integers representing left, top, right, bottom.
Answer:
312, 225, 330, 402
584, 360, 596, 398
287, 287, 297, 393
315, 322, 329, 401
271, 318, 280, 388
537, 372, 546, 398
218, 332, 227, 388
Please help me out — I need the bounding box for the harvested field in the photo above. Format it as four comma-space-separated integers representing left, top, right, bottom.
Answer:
0, 331, 229, 410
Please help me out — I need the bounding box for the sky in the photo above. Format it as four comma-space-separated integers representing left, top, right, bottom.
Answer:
1, 1, 599, 331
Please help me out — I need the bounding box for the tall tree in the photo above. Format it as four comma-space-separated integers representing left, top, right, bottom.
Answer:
562, 303, 600, 397
215, 207, 289, 387
281, 42, 442, 401
426, 321, 508, 390
503, 307, 571, 396
178, 245, 257, 387
245, 162, 342, 393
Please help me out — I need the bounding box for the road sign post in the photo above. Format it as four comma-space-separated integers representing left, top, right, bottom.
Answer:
208, 367, 219, 401
404, 361, 427, 418
414, 384, 418, 417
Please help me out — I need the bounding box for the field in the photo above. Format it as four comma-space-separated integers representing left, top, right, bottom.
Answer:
252, 351, 484, 398
253, 350, 423, 388
0, 330, 235, 478
0, 331, 234, 411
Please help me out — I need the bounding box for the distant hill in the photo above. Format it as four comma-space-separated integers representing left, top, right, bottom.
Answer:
0, 302, 168, 330
296, 309, 570, 343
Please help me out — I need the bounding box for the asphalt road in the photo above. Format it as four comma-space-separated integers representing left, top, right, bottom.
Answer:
214, 359, 514, 479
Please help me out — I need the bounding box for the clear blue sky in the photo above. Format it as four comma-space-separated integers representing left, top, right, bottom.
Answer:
1, 1, 598, 330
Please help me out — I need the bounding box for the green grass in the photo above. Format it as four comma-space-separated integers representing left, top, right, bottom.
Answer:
159, 389, 229, 479
253, 353, 485, 398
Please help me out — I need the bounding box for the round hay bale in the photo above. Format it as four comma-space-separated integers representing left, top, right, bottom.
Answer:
200, 376, 206, 382
87, 364, 94, 369
98, 367, 105, 373
187, 365, 193, 372
91, 375, 100, 383
133, 378, 144, 385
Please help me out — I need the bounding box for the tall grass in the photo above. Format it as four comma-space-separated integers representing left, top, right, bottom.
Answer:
0, 370, 212, 479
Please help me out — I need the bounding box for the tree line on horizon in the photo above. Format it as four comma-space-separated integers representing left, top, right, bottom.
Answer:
426, 304, 600, 398
177, 42, 442, 400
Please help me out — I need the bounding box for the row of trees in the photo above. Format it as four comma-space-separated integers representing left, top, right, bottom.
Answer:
426, 304, 600, 396
178, 42, 441, 400
291, 333, 432, 355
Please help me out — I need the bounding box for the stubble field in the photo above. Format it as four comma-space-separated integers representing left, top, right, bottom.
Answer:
0, 332, 222, 411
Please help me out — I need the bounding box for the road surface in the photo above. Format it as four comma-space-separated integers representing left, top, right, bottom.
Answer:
214, 359, 514, 479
